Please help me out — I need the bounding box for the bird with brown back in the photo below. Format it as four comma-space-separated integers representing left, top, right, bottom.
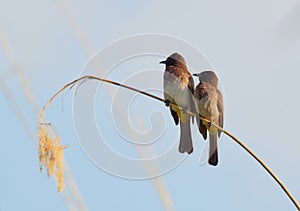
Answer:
193, 71, 224, 166
160, 52, 195, 154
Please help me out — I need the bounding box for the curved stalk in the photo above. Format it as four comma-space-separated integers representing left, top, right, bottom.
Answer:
38, 75, 300, 210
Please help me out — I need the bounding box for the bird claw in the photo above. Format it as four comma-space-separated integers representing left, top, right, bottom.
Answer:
164, 99, 170, 107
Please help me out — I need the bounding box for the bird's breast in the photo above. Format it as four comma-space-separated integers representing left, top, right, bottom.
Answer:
196, 92, 219, 119
164, 73, 191, 107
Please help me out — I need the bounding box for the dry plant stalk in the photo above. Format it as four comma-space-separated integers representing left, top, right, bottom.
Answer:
37, 75, 165, 192
37, 76, 94, 192
37, 75, 300, 210
38, 117, 67, 192
1, 26, 86, 208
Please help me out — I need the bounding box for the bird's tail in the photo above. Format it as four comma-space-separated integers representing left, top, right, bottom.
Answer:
179, 118, 193, 154
208, 133, 218, 166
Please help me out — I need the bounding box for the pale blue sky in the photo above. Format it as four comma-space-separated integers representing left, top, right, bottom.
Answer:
1, 0, 300, 210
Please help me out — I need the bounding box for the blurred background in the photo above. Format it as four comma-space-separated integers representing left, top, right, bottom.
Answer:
1, 0, 299, 210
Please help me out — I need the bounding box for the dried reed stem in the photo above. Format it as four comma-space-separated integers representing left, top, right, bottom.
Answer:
53, 2, 174, 208
0, 27, 86, 209
0, 28, 39, 114
38, 75, 299, 210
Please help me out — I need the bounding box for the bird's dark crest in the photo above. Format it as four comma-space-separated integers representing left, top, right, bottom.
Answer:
195, 71, 219, 87
161, 52, 186, 67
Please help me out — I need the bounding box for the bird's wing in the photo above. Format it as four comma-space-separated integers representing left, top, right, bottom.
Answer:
188, 74, 194, 94
197, 114, 207, 140
195, 82, 208, 140
217, 89, 224, 137
188, 74, 196, 124
164, 92, 179, 125
170, 107, 179, 125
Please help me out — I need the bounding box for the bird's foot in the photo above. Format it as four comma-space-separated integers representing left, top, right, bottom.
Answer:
164, 99, 170, 107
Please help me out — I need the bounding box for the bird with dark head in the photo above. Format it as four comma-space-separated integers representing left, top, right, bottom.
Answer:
193, 71, 224, 166
160, 52, 195, 154
159, 52, 186, 67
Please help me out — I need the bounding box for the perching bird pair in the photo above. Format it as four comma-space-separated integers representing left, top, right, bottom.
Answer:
160, 52, 224, 166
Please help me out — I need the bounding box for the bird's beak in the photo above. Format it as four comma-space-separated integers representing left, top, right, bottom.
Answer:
193, 73, 200, 77
159, 60, 166, 64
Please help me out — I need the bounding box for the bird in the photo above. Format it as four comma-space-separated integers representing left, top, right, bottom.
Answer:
160, 52, 195, 154
193, 71, 224, 166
